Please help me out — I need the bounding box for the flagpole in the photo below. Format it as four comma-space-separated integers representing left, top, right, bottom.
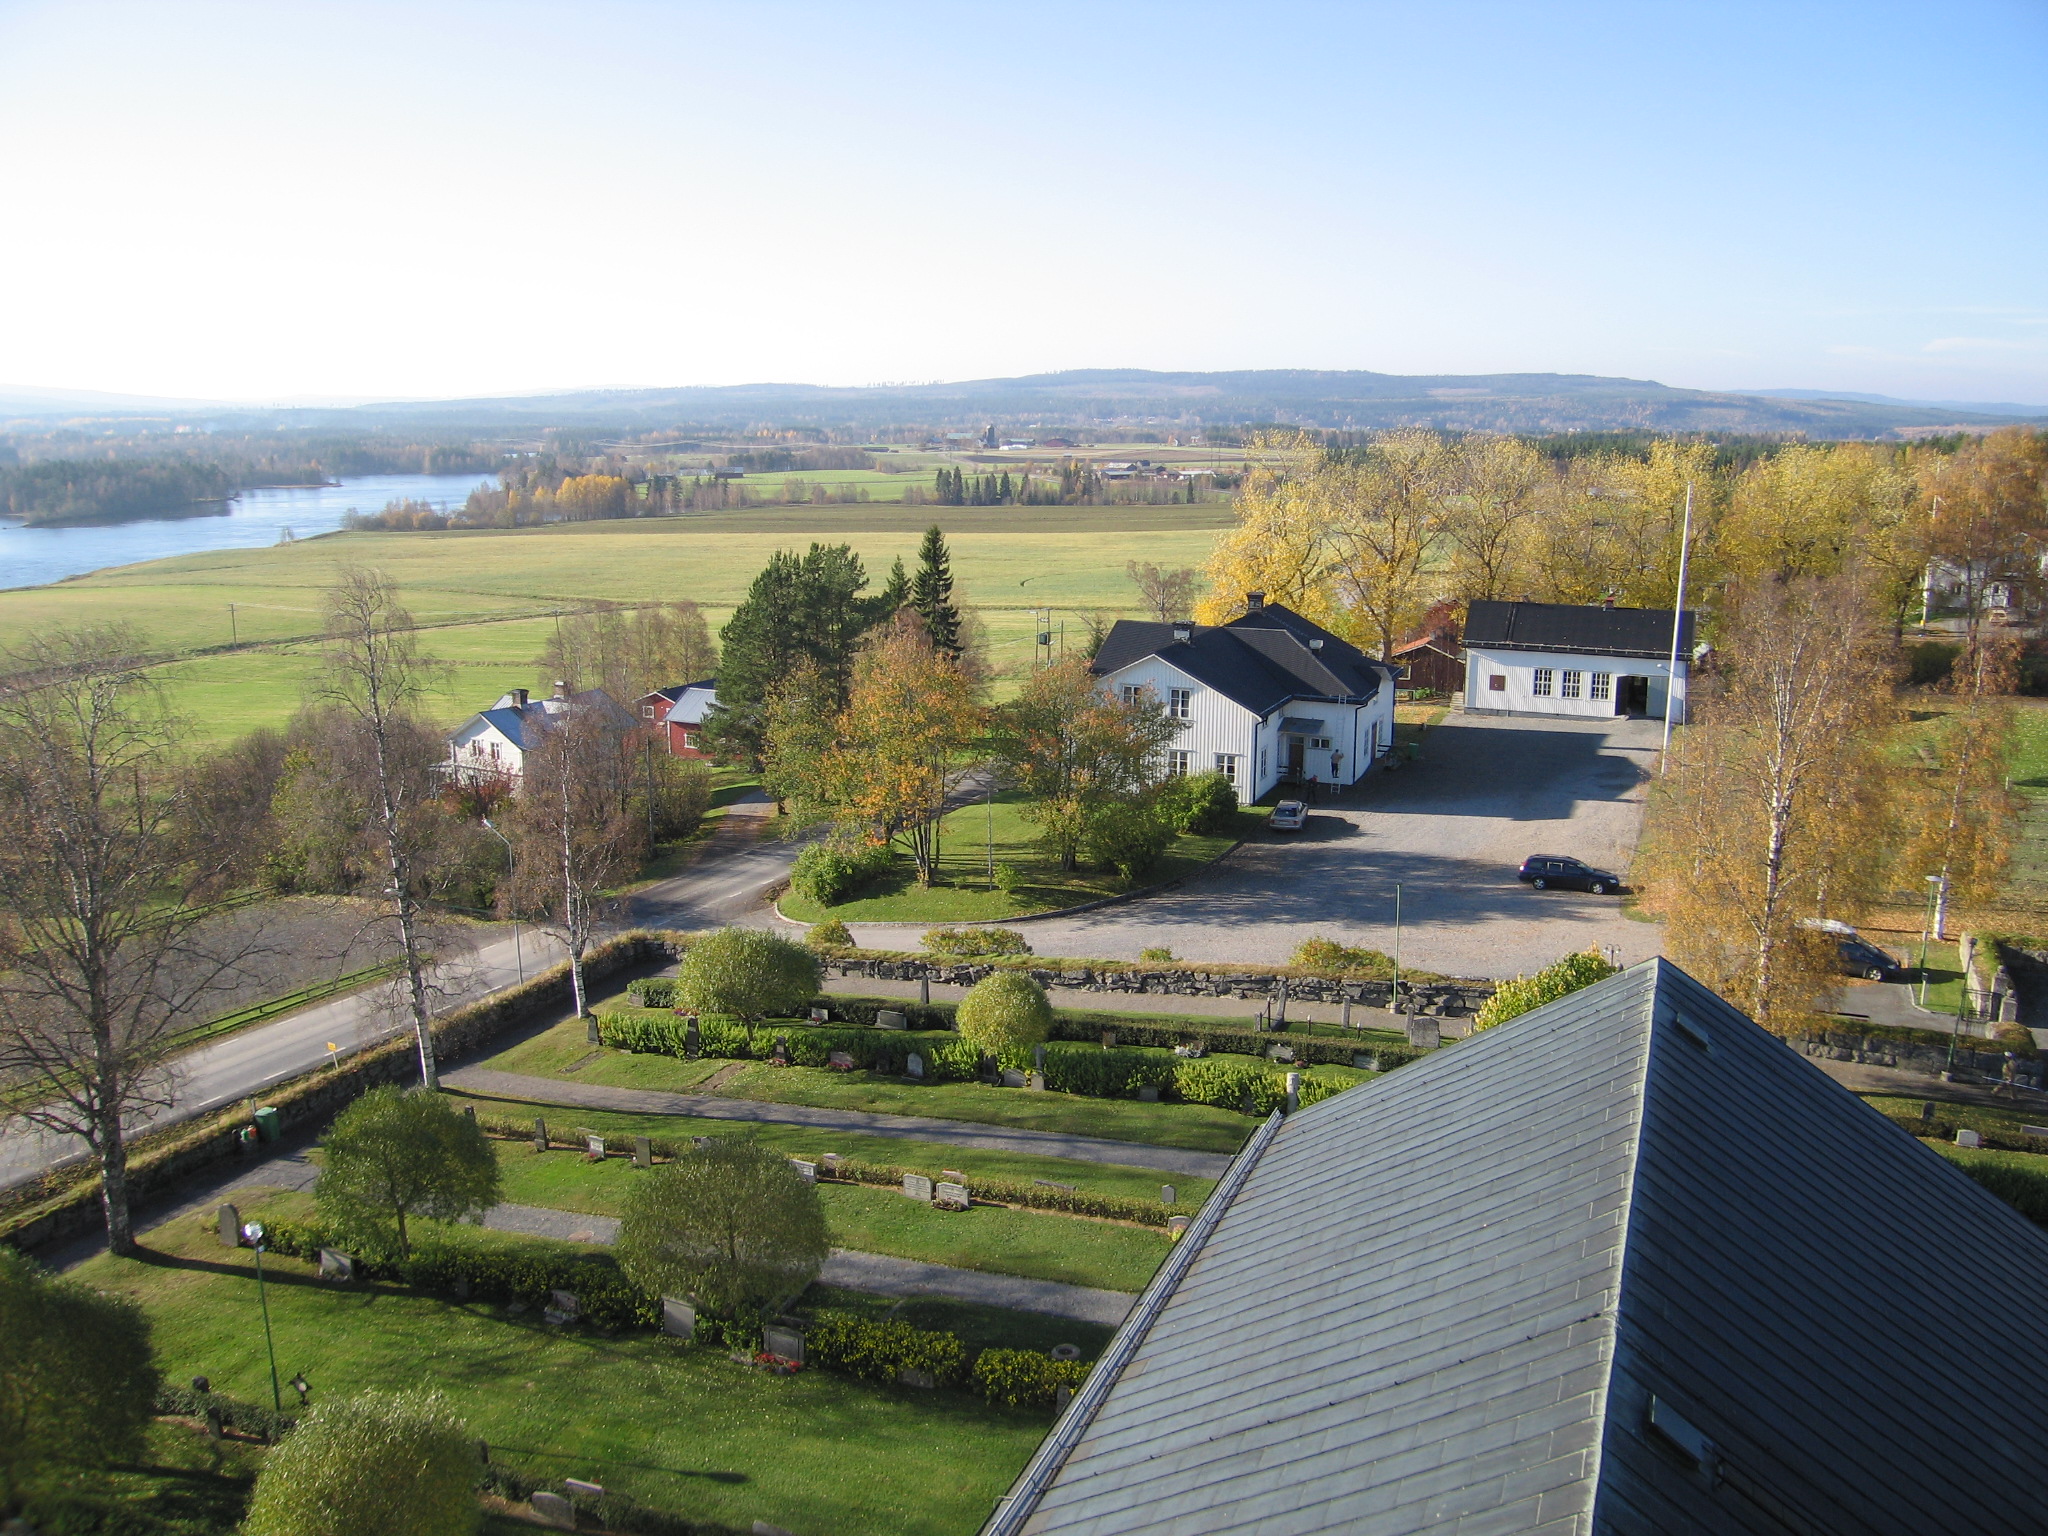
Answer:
1660, 482, 1694, 773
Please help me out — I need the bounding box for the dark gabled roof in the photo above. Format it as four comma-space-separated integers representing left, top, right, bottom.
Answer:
1092, 603, 1393, 716
1465, 598, 1694, 659
989, 960, 2048, 1536
453, 687, 634, 750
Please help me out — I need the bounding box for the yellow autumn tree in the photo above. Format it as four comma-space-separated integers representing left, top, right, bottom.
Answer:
1197, 434, 1351, 632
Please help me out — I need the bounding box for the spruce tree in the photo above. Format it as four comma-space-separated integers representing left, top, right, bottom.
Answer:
910, 524, 962, 655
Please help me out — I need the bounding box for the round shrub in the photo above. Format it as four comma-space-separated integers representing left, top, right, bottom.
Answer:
615, 1140, 829, 1318
955, 970, 1054, 1055
241, 1388, 480, 1536
315, 1086, 501, 1257
1139, 946, 1174, 962
1159, 770, 1238, 834
1080, 801, 1175, 884
1292, 936, 1395, 976
790, 840, 893, 905
805, 917, 855, 950
677, 928, 822, 1028
1474, 949, 1620, 1031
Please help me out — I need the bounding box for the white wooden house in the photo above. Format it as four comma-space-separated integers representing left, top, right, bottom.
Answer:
444, 685, 634, 787
1461, 600, 1695, 721
1090, 594, 1399, 800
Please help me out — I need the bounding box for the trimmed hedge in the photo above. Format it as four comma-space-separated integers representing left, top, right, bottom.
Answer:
923, 926, 1032, 957
805, 1310, 969, 1388
154, 1383, 297, 1443
1937, 1147, 2048, 1226
973, 1348, 1091, 1410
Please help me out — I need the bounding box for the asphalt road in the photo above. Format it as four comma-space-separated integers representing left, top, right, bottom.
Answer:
830, 714, 1669, 979
0, 795, 804, 1196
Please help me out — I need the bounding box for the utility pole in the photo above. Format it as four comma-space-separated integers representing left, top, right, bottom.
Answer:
228, 603, 237, 646
1660, 482, 1694, 772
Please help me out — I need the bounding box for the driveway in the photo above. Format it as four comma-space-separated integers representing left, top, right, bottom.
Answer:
840, 714, 1668, 980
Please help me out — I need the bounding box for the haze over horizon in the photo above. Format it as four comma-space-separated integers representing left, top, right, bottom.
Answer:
1, 0, 2041, 407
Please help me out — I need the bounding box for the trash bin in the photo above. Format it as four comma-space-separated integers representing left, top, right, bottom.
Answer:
253, 1106, 281, 1143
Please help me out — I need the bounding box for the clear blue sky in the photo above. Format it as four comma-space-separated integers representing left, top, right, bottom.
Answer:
0, 0, 2041, 405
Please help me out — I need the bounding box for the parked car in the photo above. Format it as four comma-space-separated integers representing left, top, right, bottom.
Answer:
1802, 918, 1900, 981
1517, 855, 1623, 894
1270, 800, 1308, 831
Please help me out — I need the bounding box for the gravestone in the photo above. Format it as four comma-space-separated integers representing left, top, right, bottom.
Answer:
905, 1053, 924, 1079
897, 1366, 936, 1389
919, 974, 931, 1005
693, 1135, 713, 1148
1267, 1045, 1295, 1063
1167, 1216, 1192, 1239
821, 1152, 842, 1175
1160, 1185, 1177, 1205
1049, 1343, 1082, 1362
2024, 1125, 2048, 1141
585, 1134, 606, 1160
317, 1248, 354, 1283
763, 1325, 805, 1364
586, 1016, 601, 1044
661, 1297, 697, 1340
1956, 1128, 1984, 1148
1136, 1085, 1160, 1103
530, 1490, 575, 1529
1055, 1384, 1074, 1410
790, 1158, 817, 1184
1341, 996, 1353, 1029
903, 1173, 934, 1202
533, 1116, 549, 1152
828, 1050, 855, 1071
1285, 1071, 1302, 1114
684, 1017, 701, 1058
809, 1006, 830, 1024
1406, 1016, 1441, 1051
564, 1478, 605, 1500
934, 1181, 971, 1211
1028, 1070, 1045, 1090
999, 1067, 1027, 1088
942, 1169, 967, 1181
1033, 1044, 1047, 1071
1353, 1053, 1377, 1070
633, 1136, 653, 1169
877, 1009, 907, 1030
217, 1204, 240, 1248
1921, 1101, 1937, 1122
772, 1035, 791, 1065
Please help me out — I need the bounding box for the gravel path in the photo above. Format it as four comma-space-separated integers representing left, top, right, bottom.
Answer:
482, 1202, 1135, 1324
443, 1065, 1235, 1178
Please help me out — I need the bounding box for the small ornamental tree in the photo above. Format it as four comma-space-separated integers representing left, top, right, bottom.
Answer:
315, 1087, 501, 1256
0, 1247, 159, 1510
955, 971, 1054, 1057
241, 1388, 480, 1536
1473, 950, 1621, 1032
615, 1140, 829, 1318
675, 928, 821, 1041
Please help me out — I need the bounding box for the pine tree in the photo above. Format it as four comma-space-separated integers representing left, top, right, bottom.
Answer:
709, 544, 876, 765
869, 556, 911, 624
910, 524, 962, 655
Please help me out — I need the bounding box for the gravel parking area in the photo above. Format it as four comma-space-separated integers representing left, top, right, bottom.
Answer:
839, 714, 1669, 980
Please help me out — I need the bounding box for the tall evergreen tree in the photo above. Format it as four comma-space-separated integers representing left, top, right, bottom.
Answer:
708, 544, 873, 765
869, 556, 911, 624
910, 524, 962, 655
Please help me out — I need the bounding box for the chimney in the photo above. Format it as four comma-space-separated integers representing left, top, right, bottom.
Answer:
512, 688, 529, 709
1245, 591, 1266, 611
1601, 596, 1615, 610
1171, 622, 1193, 644
553, 679, 569, 700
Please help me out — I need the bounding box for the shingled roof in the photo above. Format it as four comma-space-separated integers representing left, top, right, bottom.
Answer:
987, 960, 2048, 1536
1092, 603, 1394, 715
1464, 599, 1694, 660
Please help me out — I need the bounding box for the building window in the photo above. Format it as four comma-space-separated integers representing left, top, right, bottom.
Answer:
1310, 737, 1331, 750
1120, 685, 1142, 705
1168, 687, 1191, 720
1168, 750, 1193, 777
1213, 754, 1238, 786
1591, 672, 1613, 701
1561, 671, 1583, 699
642, 704, 657, 718
682, 731, 700, 750
1487, 674, 1506, 692
1533, 668, 1555, 697
1258, 748, 1267, 780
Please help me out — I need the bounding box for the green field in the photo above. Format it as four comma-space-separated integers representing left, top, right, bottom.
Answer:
74, 1191, 1049, 1536
0, 504, 1232, 743
778, 791, 1257, 922
489, 1147, 1169, 1292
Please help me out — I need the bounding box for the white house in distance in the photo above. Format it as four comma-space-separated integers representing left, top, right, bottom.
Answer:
1461, 599, 1696, 721
444, 684, 635, 786
1091, 594, 1400, 800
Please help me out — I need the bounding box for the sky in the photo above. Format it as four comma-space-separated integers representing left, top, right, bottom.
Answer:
0, 0, 2042, 406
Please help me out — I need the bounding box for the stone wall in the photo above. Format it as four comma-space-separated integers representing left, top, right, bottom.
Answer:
823, 956, 1494, 1018
1793, 1025, 2045, 1089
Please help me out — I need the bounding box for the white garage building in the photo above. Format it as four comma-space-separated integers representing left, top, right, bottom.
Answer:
1462, 599, 1696, 721
1091, 595, 1400, 800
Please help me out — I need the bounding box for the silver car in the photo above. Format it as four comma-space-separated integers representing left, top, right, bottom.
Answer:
1270, 800, 1307, 831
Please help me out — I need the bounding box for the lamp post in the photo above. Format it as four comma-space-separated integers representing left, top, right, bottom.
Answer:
1390, 881, 1404, 1016
1659, 482, 1694, 774
481, 817, 523, 984
1918, 874, 1941, 1009
242, 1222, 283, 1414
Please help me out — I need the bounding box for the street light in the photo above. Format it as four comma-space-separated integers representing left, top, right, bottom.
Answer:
241, 1222, 283, 1414
1390, 881, 1404, 1017
481, 817, 523, 983
1918, 875, 1942, 1009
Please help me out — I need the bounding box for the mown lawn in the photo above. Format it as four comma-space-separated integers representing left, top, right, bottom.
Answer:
796, 1284, 1115, 1361
15, 1419, 264, 1535
777, 790, 1256, 923
488, 1148, 1170, 1292
75, 1192, 1054, 1536
454, 1101, 1215, 1204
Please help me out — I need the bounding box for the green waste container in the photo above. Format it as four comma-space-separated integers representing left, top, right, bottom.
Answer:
253, 1106, 281, 1143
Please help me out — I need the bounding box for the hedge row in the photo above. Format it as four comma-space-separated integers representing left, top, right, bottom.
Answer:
1879, 1108, 2048, 1157
154, 1383, 297, 1444
803, 1310, 1089, 1410
596, 1013, 985, 1080
1937, 1148, 2048, 1226
477, 1466, 747, 1536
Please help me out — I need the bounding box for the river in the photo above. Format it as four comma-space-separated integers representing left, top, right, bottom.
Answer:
0, 471, 499, 591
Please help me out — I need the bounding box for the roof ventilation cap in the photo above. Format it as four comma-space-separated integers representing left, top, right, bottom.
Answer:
1308, 637, 1324, 650
1171, 623, 1192, 643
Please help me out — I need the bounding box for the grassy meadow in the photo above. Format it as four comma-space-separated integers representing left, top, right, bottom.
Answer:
0, 504, 1232, 743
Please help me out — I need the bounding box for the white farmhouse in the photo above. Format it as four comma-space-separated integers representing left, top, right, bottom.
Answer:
1461, 599, 1696, 721
1091, 594, 1399, 799
444, 684, 635, 787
